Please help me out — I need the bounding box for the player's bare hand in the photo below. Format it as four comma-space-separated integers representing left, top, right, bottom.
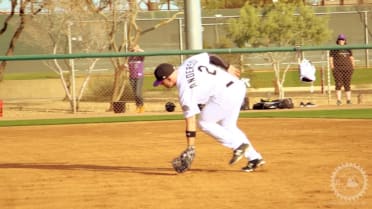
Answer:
227, 65, 241, 78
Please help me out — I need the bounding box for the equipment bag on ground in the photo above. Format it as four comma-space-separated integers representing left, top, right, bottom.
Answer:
252, 98, 294, 110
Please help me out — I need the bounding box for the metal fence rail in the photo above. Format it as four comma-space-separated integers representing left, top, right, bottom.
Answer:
1, 44, 372, 61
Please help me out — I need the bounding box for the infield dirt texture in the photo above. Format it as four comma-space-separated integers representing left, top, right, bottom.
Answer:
0, 118, 371, 209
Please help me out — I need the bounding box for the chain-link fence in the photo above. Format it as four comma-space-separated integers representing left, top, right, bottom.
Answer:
3, 9, 372, 71
0, 46, 371, 121
239, 48, 371, 109
1, 9, 372, 120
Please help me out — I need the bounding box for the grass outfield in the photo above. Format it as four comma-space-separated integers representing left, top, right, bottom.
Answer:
5, 68, 372, 90
0, 108, 371, 127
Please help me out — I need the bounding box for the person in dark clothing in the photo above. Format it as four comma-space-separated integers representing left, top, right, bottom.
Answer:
329, 34, 355, 105
128, 44, 145, 113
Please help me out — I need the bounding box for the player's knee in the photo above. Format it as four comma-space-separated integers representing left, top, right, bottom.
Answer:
198, 120, 211, 132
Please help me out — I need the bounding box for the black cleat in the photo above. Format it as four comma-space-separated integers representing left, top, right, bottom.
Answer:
229, 143, 249, 165
242, 159, 266, 172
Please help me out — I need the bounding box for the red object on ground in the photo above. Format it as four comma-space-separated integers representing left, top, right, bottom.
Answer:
0, 100, 2, 117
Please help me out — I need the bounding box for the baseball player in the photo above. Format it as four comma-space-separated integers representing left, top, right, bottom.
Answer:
153, 52, 265, 172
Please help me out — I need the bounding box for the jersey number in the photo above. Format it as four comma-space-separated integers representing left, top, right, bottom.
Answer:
198, 66, 216, 75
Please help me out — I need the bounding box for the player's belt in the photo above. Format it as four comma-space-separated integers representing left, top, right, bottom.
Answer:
226, 81, 234, 87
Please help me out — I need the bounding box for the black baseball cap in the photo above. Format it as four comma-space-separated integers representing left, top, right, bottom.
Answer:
153, 63, 175, 87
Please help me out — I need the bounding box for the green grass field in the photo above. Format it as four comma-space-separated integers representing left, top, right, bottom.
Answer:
5, 68, 371, 91
2, 68, 371, 128
0, 108, 371, 127
242, 68, 371, 88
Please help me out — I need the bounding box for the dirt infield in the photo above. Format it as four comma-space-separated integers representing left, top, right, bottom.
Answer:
0, 118, 371, 209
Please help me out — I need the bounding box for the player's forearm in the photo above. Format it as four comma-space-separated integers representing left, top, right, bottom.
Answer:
209, 54, 229, 70
185, 116, 196, 147
227, 65, 241, 78
209, 54, 240, 78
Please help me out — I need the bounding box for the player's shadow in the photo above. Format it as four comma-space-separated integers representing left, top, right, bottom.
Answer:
0, 163, 246, 174
0, 163, 176, 176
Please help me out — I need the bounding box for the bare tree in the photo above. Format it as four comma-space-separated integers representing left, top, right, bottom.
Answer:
0, 0, 44, 81
23, 0, 182, 112
23, 0, 110, 112
86, 0, 182, 111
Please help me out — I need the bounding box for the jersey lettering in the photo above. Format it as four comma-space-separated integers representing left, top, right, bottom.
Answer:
185, 60, 197, 89
198, 65, 216, 75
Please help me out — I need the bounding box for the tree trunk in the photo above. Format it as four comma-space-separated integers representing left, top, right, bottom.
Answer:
109, 65, 127, 111
0, 61, 7, 81
0, 1, 27, 82
273, 79, 280, 95
273, 78, 285, 99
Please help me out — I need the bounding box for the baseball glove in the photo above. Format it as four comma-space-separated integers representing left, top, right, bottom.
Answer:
172, 146, 195, 173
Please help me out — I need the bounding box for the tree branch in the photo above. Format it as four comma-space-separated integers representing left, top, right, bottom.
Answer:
0, 0, 17, 35
140, 11, 183, 35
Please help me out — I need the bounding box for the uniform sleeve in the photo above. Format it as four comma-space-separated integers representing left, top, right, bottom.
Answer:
209, 54, 229, 70
177, 82, 200, 118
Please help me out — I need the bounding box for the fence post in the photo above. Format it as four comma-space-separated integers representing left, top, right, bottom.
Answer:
364, 11, 369, 68
67, 21, 77, 113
